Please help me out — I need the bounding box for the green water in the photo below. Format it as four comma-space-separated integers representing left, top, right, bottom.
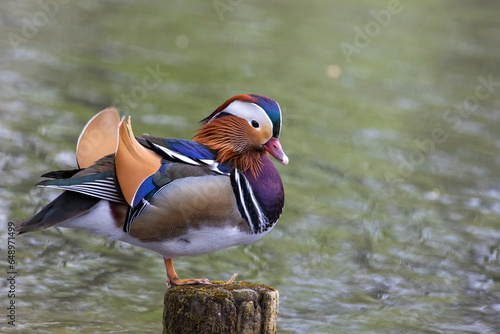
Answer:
1, 1, 500, 333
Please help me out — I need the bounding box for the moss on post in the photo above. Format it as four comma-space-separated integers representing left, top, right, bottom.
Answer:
163, 281, 279, 334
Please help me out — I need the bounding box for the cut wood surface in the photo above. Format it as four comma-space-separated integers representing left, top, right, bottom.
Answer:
163, 281, 279, 334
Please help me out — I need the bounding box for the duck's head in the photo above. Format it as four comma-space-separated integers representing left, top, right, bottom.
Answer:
194, 94, 288, 175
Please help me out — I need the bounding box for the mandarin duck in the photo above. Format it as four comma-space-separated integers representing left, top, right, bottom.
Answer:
16, 94, 288, 286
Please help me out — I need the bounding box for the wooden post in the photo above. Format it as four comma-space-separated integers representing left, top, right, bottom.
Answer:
163, 281, 279, 334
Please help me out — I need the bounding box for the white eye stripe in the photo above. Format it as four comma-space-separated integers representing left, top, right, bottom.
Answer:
222, 100, 273, 131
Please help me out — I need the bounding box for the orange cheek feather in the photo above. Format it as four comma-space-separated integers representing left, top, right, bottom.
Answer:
193, 116, 267, 176
245, 123, 272, 148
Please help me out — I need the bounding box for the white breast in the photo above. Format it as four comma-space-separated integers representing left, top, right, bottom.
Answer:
122, 225, 267, 258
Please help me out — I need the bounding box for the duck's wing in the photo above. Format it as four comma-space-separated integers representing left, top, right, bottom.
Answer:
121, 137, 236, 237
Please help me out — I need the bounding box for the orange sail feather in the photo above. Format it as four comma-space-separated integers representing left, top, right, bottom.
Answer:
115, 117, 161, 206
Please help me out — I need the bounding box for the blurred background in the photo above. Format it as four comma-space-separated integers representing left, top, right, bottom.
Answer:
1, 1, 500, 333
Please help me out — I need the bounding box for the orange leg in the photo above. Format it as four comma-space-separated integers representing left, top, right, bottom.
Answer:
163, 258, 211, 287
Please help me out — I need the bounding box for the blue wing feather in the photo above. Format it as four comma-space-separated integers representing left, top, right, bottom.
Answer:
166, 139, 216, 160
132, 175, 156, 207
141, 137, 231, 175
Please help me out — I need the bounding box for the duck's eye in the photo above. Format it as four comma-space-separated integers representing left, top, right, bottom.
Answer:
251, 120, 260, 128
